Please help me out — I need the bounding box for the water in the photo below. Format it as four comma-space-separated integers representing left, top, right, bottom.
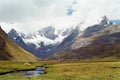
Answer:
24, 67, 45, 77
5, 67, 45, 77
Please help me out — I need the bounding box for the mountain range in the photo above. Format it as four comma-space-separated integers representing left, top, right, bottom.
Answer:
7, 16, 120, 60
8, 25, 81, 58
47, 17, 120, 60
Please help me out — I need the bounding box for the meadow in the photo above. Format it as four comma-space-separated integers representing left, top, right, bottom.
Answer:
0, 61, 120, 80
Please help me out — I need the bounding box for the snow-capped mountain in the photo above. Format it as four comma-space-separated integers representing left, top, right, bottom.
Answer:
8, 26, 81, 58
54, 26, 81, 52
53, 16, 113, 51
8, 16, 114, 58
46, 17, 120, 60
22, 26, 75, 48
82, 16, 113, 38
71, 16, 113, 49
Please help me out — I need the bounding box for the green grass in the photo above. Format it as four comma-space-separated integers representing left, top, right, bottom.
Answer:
0, 61, 120, 80
0, 61, 46, 74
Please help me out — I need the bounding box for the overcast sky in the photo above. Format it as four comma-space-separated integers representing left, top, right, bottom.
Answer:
0, 0, 120, 34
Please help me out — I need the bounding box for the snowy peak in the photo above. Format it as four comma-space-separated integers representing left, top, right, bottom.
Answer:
8, 26, 82, 49
8, 16, 112, 47
97, 16, 113, 26
9, 28, 17, 33
23, 26, 65, 46
38, 26, 58, 40
82, 16, 113, 38
24, 26, 81, 45
7, 26, 82, 58
8, 28, 26, 40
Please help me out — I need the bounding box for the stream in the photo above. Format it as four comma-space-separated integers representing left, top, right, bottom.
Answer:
6, 67, 45, 77
24, 67, 45, 77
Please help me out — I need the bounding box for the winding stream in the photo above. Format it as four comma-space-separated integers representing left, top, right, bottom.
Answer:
5, 67, 45, 77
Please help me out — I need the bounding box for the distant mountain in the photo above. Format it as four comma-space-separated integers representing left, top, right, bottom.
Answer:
54, 26, 81, 52
0, 26, 37, 61
46, 17, 120, 60
81, 16, 113, 38
8, 15, 120, 60
8, 26, 80, 58
71, 16, 113, 49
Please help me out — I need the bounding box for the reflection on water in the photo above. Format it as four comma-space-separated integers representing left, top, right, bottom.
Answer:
5, 67, 45, 77
24, 67, 45, 77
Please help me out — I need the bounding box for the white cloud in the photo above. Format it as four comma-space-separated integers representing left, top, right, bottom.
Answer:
0, 0, 120, 34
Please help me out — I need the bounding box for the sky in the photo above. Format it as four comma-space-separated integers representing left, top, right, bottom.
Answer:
0, 0, 120, 34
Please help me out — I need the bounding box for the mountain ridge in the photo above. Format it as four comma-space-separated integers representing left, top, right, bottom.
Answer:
8, 26, 81, 58
7, 16, 120, 60
0, 26, 38, 61
45, 17, 120, 60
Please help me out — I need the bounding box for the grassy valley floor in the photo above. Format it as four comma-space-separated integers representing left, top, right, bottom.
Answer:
0, 61, 120, 80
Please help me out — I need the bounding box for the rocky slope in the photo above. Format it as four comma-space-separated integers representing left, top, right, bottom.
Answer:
46, 42, 120, 60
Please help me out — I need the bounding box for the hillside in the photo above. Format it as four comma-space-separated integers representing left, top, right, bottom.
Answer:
46, 42, 120, 61
0, 27, 37, 61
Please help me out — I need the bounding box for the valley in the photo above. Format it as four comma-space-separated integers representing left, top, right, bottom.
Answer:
0, 0, 120, 80
0, 12, 120, 80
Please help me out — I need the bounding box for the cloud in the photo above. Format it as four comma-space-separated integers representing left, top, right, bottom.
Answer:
0, 0, 120, 34
66, 0, 120, 28
0, 0, 71, 22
